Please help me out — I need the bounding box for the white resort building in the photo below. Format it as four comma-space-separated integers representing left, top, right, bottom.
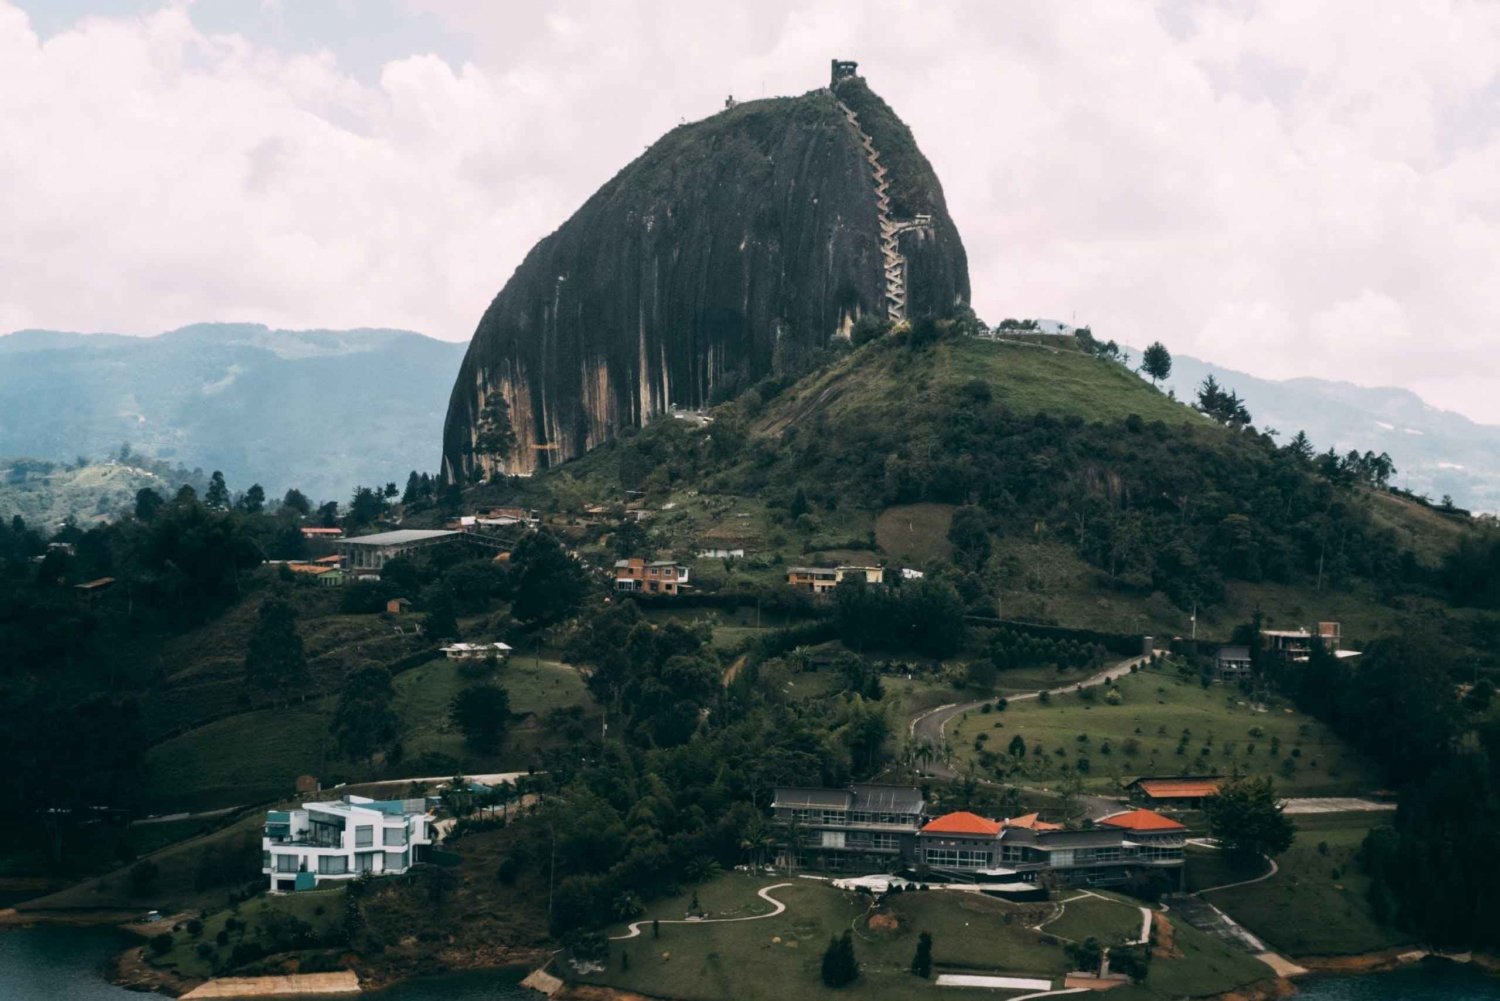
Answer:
262, 795, 435, 893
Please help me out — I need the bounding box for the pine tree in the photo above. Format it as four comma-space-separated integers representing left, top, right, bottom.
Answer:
821, 929, 859, 987
204, 470, 230, 510
240, 483, 266, 514
244, 596, 308, 697
910, 931, 933, 978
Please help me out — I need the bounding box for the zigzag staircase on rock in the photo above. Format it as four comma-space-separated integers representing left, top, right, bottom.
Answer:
836, 99, 933, 323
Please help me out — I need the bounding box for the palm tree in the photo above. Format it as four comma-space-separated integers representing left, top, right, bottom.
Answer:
684, 856, 722, 883
739, 816, 774, 869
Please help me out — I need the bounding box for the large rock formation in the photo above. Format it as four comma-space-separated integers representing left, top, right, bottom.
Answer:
442, 64, 969, 480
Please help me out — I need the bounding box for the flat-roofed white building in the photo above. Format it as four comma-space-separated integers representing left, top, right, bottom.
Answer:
262, 795, 435, 893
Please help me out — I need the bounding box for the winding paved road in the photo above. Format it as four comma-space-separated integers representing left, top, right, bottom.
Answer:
610, 883, 793, 940
906, 654, 1149, 817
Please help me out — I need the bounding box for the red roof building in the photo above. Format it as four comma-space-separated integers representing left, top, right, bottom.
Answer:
921, 811, 1002, 836
1097, 809, 1186, 833
1002, 812, 1064, 832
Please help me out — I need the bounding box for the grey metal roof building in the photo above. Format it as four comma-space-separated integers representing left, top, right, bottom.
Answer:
336, 529, 463, 572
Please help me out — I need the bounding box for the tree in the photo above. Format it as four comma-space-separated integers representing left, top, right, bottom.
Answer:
134, 488, 164, 522
948, 505, 991, 573
244, 595, 308, 697
332, 666, 401, 763
511, 531, 589, 625
910, 931, 933, 978
474, 396, 517, 468
1286, 431, 1315, 462
423, 588, 460, 641
316, 501, 340, 527
1202, 776, 1295, 866
1066, 936, 1103, 973
282, 488, 311, 516
820, 929, 859, 987
449, 684, 511, 751
239, 483, 266, 514
1141, 342, 1172, 385
1007, 733, 1027, 759
348, 486, 386, 527
204, 471, 230, 510
401, 471, 423, 505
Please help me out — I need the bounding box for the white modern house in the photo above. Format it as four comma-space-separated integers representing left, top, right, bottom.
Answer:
262, 795, 435, 893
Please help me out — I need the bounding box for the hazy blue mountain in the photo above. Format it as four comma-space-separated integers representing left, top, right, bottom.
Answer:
1159, 353, 1500, 513
0, 323, 466, 502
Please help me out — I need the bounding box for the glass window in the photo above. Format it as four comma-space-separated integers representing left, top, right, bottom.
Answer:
262, 851, 271, 870
355, 825, 374, 848
383, 827, 406, 847
355, 853, 376, 873
384, 851, 409, 871
275, 854, 299, 873
318, 855, 348, 875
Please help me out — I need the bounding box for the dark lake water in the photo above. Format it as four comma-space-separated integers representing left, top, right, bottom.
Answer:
0, 925, 530, 1000
0, 925, 1494, 1000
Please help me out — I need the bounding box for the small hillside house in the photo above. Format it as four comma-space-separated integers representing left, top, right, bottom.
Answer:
1213, 645, 1253, 682
786, 565, 886, 594
614, 558, 690, 596
300, 526, 344, 540
440, 641, 513, 662
262, 795, 434, 892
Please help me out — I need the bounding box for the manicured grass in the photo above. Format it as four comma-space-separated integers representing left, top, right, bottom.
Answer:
947, 665, 1379, 796
1204, 813, 1414, 957
1136, 917, 1274, 998
878, 890, 1070, 975
1044, 893, 1145, 946
142, 700, 335, 812
585, 874, 1269, 1001
146, 887, 346, 979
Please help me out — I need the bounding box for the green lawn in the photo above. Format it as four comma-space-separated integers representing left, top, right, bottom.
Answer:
145, 887, 346, 979
582, 874, 1269, 1001
1132, 918, 1274, 999
1204, 813, 1414, 957
947, 665, 1379, 796
1043, 893, 1145, 946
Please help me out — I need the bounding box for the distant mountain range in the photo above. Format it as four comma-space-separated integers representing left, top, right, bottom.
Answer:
2, 324, 1495, 519
0, 323, 466, 503
1157, 353, 1500, 513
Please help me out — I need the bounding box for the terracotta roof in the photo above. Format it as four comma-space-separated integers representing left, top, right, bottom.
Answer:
313, 555, 343, 564
1097, 809, 1186, 832
1136, 778, 1223, 799
287, 562, 335, 575
300, 527, 343, 535
921, 811, 1001, 836
74, 577, 116, 591
1003, 812, 1064, 832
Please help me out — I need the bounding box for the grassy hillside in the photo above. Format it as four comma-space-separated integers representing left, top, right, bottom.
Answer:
484, 330, 1482, 659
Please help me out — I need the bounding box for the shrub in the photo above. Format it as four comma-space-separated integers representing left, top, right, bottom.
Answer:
148, 933, 174, 956
497, 856, 521, 885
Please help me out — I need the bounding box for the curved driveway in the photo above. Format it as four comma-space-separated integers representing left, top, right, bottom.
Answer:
610, 883, 792, 940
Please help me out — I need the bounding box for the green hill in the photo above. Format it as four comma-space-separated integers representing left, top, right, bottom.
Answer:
487, 327, 1479, 654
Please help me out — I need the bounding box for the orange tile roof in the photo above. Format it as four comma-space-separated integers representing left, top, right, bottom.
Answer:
1097, 809, 1186, 833
301, 527, 343, 535
1003, 812, 1063, 832
287, 562, 334, 575
921, 811, 1002, 836
313, 555, 343, 564
1137, 778, 1223, 799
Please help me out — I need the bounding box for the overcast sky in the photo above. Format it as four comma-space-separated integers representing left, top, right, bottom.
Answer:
3, 1, 1498, 422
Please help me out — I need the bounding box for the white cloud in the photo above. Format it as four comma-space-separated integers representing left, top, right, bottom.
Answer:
1, 0, 1498, 423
